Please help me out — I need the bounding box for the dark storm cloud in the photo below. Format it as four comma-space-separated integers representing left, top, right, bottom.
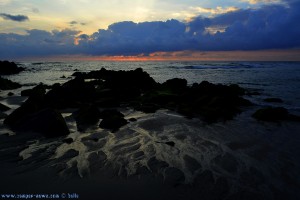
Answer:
0, 13, 29, 22
0, 0, 299, 59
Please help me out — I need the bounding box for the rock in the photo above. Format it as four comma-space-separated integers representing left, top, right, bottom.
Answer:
21, 84, 47, 98
99, 109, 128, 131
0, 103, 10, 112
0, 77, 22, 90
252, 107, 300, 122
4, 91, 46, 126
0, 60, 25, 75
5, 108, 69, 137
178, 81, 252, 122
162, 78, 187, 93
45, 76, 96, 108
8, 92, 14, 96
73, 104, 101, 130
263, 98, 283, 103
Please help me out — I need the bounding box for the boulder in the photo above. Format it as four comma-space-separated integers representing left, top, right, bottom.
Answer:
99, 109, 128, 131
73, 104, 101, 130
0, 77, 22, 90
0, 60, 25, 75
253, 107, 288, 121
21, 84, 47, 98
252, 107, 300, 122
161, 78, 187, 93
6, 108, 69, 137
45, 77, 96, 108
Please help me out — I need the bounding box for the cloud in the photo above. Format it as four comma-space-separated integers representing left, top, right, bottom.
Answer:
192, 6, 239, 15
241, 0, 282, 4
0, 0, 299, 59
69, 21, 87, 26
69, 21, 78, 25
0, 13, 29, 22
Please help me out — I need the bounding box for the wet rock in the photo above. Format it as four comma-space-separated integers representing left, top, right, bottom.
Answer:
21, 84, 47, 98
147, 157, 169, 173
183, 155, 202, 174
263, 98, 283, 103
164, 167, 185, 185
45, 76, 96, 108
0, 60, 25, 75
178, 81, 252, 122
99, 109, 128, 131
5, 108, 69, 137
0, 102, 10, 112
4, 95, 45, 126
73, 104, 101, 131
0, 77, 22, 90
162, 78, 187, 93
8, 92, 14, 96
252, 107, 300, 122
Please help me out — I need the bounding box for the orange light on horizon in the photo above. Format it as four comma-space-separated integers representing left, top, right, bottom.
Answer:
19, 49, 300, 62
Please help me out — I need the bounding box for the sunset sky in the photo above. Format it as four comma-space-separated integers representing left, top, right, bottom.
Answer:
0, 0, 300, 60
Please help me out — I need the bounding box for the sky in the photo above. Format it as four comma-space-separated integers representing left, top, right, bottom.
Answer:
0, 0, 300, 60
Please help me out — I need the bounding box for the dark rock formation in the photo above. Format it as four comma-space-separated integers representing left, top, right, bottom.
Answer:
73, 104, 101, 131
4, 108, 69, 137
0, 77, 21, 90
252, 107, 300, 122
21, 84, 47, 98
0, 60, 24, 75
45, 76, 96, 108
99, 109, 128, 131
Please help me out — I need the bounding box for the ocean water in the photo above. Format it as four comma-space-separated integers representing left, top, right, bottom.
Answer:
5, 61, 300, 114
1, 61, 300, 199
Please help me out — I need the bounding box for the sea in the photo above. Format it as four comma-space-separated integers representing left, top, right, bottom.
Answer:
1, 61, 300, 199
5, 60, 300, 115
